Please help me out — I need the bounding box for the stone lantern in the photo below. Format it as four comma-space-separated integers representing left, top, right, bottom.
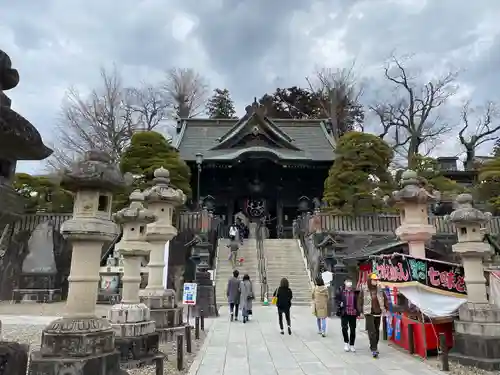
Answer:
447, 193, 492, 303
140, 167, 186, 339
29, 150, 127, 375
108, 190, 160, 363
447, 194, 500, 371
389, 170, 440, 258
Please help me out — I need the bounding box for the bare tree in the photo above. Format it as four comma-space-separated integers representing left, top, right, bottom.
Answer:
47, 68, 172, 171
370, 55, 459, 167
163, 68, 209, 118
123, 83, 172, 132
306, 62, 365, 140
46, 67, 132, 171
459, 100, 500, 170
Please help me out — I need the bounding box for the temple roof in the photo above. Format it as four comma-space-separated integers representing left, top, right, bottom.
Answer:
174, 100, 335, 162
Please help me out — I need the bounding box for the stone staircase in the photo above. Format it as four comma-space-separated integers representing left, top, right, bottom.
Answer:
264, 239, 312, 305
214, 239, 261, 306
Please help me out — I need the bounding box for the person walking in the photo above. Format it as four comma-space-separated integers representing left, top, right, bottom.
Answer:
239, 274, 254, 323
227, 270, 241, 321
359, 273, 386, 358
335, 278, 361, 352
312, 276, 329, 337
273, 278, 293, 335
227, 236, 240, 269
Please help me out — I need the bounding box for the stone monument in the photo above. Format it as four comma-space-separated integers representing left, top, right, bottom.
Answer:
28, 150, 127, 375
387, 170, 440, 258
13, 220, 61, 302
140, 167, 186, 341
447, 194, 500, 371
108, 189, 161, 365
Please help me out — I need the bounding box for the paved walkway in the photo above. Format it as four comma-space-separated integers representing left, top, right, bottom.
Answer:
189, 305, 442, 375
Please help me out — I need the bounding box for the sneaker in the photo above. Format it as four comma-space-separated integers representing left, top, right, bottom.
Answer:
350, 346, 356, 353
288, 326, 292, 335
318, 331, 322, 335
280, 330, 284, 335
344, 343, 350, 352
230, 314, 234, 322
372, 351, 378, 358
321, 332, 326, 337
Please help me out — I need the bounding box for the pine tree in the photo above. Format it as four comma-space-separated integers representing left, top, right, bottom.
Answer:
323, 132, 394, 214
119, 131, 191, 207
206, 88, 236, 119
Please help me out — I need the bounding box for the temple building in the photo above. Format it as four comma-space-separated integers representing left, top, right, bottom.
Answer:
174, 99, 335, 238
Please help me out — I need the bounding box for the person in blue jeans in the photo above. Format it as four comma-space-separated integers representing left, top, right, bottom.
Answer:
312, 276, 329, 337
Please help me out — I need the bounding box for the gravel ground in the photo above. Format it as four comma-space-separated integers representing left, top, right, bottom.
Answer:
128, 329, 208, 375
427, 358, 498, 375
1, 323, 208, 375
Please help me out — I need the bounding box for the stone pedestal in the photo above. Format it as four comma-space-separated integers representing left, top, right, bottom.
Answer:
28, 150, 126, 375
140, 167, 186, 341
29, 316, 124, 375
195, 271, 217, 317
387, 170, 439, 258
12, 272, 61, 303
449, 303, 500, 370
190, 236, 217, 317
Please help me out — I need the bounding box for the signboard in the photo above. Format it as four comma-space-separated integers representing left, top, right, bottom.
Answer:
372, 254, 466, 297
182, 283, 198, 305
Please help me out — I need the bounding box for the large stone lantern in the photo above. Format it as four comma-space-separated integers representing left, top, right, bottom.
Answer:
140, 167, 186, 339
447, 193, 492, 303
109, 190, 160, 364
388, 170, 440, 258
447, 194, 500, 371
29, 150, 127, 375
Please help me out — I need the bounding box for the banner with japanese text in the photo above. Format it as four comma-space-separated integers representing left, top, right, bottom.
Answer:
372, 254, 467, 298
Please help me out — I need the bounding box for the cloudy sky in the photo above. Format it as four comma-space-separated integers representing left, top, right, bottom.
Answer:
2, 0, 500, 173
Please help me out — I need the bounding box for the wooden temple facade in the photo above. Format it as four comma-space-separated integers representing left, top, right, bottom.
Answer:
174, 99, 336, 238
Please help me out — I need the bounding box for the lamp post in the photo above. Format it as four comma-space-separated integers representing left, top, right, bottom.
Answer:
195, 152, 203, 209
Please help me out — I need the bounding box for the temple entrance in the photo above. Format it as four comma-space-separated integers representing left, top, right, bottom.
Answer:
232, 196, 278, 238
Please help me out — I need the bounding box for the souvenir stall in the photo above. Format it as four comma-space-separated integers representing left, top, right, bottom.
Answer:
371, 253, 468, 358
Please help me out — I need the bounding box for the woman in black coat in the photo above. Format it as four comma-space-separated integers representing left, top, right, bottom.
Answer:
273, 277, 293, 335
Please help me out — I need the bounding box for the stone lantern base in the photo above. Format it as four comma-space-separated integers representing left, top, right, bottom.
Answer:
194, 270, 218, 317
141, 289, 187, 342
28, 316, 127, 375
108, 303, 161, 366
449, 303, 500, 371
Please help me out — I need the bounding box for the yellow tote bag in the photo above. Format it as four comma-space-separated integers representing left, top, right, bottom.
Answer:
271, 296, 277, 305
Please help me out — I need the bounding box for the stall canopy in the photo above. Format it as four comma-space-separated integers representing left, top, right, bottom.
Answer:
372, 253, 468, 318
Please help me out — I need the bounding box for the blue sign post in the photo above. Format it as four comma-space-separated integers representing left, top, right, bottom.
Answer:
183, 282, 198, 305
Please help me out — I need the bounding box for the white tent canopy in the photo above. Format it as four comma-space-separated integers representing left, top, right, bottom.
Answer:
396, 284, 467, 318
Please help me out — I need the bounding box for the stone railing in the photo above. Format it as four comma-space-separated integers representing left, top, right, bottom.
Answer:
312, 213, 500, 235
295, 213, 322, 282
256, 223, 268, 302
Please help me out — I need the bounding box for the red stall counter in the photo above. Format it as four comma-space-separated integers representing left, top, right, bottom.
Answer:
386, 313, 454, 358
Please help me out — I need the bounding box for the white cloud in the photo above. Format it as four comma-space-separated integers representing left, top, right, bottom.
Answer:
0, 0, 498, 173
